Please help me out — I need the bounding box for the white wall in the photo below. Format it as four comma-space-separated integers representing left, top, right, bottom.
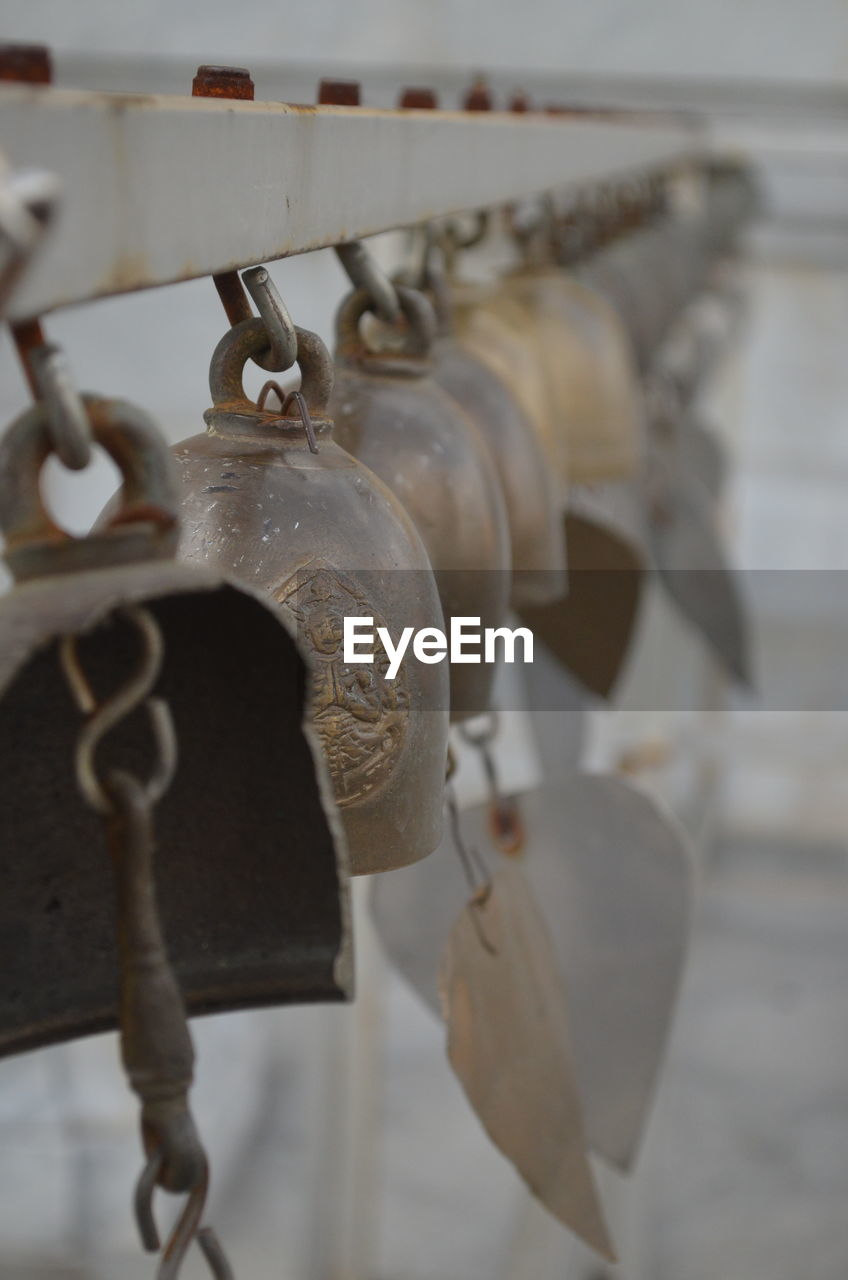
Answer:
2, 0, 848, 84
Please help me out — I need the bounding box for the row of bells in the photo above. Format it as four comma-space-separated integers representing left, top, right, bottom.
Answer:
0, 161, 755, 1061
169, 161, 755, 876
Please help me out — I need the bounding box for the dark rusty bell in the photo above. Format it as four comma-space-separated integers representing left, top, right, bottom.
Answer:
431, 316, 567, 610
0, 395, 351, 1058
330, 286, 512, 719
173, 317, 450, 874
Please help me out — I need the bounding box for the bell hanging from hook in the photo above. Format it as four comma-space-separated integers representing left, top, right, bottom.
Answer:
405, 229, 567, 611
172, 311, 450, 874
466, 194, 651, 697
0, 386, 351, 1060
330, 282, 512, 719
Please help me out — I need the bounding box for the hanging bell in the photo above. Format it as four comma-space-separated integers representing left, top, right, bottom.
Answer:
173, 317, 450, 874
496, 263, 645, 487
0, 393, 350, 1059
330, 285, 512, 718
450, 278, 565, 486
485, 251, 649, 697
429, 292, 567, 610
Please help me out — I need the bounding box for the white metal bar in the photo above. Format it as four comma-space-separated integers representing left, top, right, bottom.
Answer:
0, 86, 699, 320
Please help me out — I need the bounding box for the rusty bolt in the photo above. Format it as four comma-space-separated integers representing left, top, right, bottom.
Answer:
192, 64, 254, 100
509, 91, 530, 113
463, 78, 492, 111
318, 79, 361, 106
0, 43, 52, 84
398, 87, 438, 110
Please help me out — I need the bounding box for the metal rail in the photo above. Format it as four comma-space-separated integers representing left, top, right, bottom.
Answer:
0, 85, 699, 320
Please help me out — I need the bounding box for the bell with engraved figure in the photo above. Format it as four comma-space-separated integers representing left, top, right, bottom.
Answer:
330, 285, 512, 720
172, 317, 450, 875
0, 393, 352, 1058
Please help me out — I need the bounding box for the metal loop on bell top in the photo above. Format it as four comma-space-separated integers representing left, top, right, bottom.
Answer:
0, 395, 179, 576
334, 284, 438, 365
335, 240, 401, 325
208, 318, 334, 416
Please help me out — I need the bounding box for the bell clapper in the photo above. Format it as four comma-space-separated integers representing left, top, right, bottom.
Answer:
60, 606, 233, 1280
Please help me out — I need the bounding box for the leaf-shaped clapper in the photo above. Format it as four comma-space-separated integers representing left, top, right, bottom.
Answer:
439, 862, 616, 1262
650, 467, 752, 686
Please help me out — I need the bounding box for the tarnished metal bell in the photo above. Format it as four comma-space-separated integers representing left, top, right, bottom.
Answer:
0, 395, 351, 1057
172, 318, 450, 874
497, 265, 644, 486
330, 286, 512, 718
447, 278, 563, 490
431, 316, 567, 610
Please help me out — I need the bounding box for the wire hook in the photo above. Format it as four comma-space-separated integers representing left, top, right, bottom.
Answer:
135, 1148, 233, 1280
256, 381, 319, 453
59, 605, 178, 814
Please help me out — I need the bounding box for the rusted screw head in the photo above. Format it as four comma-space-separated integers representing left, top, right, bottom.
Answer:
192, 65, 254, 99
318, 79, 361, 106
463, 78, 492, 111
398, 87, 438, 110
0, 43, 52, 84
509, 91, 530, 113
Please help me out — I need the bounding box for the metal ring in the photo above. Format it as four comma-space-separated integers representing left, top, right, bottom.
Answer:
29, 343, 92, 471
241, 266, 298, 371
335, 241, 401, 324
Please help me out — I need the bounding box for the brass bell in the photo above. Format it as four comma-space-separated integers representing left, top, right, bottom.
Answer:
431, 308, 567, 610
0, 394, 350, 1057
450, 277, 564, 486
330, 285, 512, 718
496, 264, 644, 488
173, 317, 450, 874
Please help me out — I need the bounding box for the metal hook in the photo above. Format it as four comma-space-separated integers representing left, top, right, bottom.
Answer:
335, 241, 401, 324
256, 380, 319, 453
135, 1148, 233, 1280
29, 342, 93, 471
458, 714, 525, 856
241, 266, 298, 372
446, 784, 496, 955
58, 605, 178, 814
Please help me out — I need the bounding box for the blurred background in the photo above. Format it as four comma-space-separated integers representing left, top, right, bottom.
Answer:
1, 1, 848, 1277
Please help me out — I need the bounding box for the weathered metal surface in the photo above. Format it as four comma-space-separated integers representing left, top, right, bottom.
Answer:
451, 278, 562, 489
371, 775, 692, 1172
440, 862, 615, 1260
330, 287, 511, 719
498, 267, 645, 485
431, 339, 567, 609
173, 317, 450, 873
0, 84, 699, 321
648, 450, 752, 685
0, 396, 351, 1058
